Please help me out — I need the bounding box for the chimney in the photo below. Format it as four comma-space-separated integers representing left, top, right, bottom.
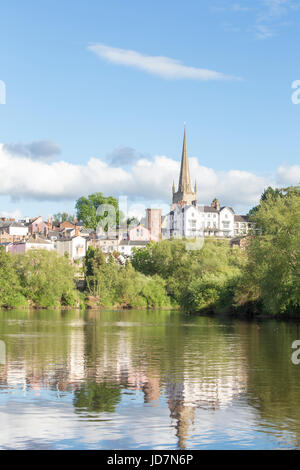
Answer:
211, 198, 220, 211
75, 225, 79, 237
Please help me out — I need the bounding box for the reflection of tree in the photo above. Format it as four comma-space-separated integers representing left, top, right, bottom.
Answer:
73, 381, 121, 413
243, 321, 300, 447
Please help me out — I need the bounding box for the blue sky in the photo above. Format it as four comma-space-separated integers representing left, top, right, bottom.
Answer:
0, 0, 300, 219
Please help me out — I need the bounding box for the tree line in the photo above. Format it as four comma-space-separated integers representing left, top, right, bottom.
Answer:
0, 186, 299, 315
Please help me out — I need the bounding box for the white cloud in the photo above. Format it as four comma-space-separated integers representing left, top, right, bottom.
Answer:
88, 43, 239, 81
0, 142, 287, 214
277, 165, 300, 185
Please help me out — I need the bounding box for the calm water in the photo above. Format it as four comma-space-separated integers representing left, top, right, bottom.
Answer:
0, 309, 300, 450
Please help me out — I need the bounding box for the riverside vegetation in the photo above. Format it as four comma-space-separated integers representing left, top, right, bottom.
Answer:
0, 186, 299, 316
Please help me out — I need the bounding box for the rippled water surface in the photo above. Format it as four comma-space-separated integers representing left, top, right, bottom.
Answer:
0, 309, 300, 449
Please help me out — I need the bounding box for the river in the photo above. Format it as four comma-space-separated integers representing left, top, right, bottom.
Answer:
0, 309, 299, 449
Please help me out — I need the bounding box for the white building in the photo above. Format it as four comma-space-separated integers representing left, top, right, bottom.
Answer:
0, 221, 28, 238
55, 235, 86, 261
118, 240, 149, 257
163, 128, 253, 240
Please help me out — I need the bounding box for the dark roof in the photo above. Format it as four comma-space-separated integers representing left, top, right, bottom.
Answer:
48, 231, 59, 237
56, 235, 86, 242
203, 206, 219, 213
27, 236, 52, 244
234, 215, 249, 222
0, 221, 27, 228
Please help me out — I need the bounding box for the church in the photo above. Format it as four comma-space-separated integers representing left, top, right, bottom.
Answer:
163, 128, 252, 239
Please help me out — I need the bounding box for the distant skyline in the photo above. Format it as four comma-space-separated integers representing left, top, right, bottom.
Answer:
0, 0, 300, 219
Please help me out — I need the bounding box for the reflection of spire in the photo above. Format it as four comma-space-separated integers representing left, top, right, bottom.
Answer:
168, 398, 195, 449
143, 376, 160, 404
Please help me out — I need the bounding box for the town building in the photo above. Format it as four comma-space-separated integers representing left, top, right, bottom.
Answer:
163, 128, 254, 239
0, 220, 28, 239
118, 240, 149, 257
28, 216, 49, 236
55, 235, 86, 261
8, 235, 54, 254
146, 208, 162, 241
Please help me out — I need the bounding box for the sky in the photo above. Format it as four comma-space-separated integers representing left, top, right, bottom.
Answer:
0, 0, 300, 220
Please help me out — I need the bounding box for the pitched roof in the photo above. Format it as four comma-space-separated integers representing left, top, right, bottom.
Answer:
234, 215, 249, 222
203, 205, 219, 213
27, 236, 52, 244
220, 206, 235, 213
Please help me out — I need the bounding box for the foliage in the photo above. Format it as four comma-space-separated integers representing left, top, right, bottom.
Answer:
53, 212, 76, 223
0, 249, 78, 308
0, 247, 26, 308
235, 187, 300, 315
75, 192, 124, 231
73, 382, 121, 413
84, 247, 171, 308
132, 238, 244, 312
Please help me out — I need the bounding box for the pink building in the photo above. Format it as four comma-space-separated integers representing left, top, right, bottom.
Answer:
28, 216, 48, 236
146, 208, 162, 242
128, 225, 150, 242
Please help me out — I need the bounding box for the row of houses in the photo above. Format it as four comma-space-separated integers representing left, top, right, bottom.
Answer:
0, 211, 163, 261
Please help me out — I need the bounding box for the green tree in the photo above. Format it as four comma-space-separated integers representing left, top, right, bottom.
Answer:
84, 247, 171, 308
73, 382, 121, 413
13, 250, 78, 308
0, 247, 26, 308
53, 212, 76, 223
132, 238, 243, 311
75, 192, 124, 231
236, 189, 300, 315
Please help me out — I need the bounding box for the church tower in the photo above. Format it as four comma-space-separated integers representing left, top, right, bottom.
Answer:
172, 126, 197, 206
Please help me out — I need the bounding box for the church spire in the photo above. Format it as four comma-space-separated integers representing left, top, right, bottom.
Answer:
172, 125, 197, 207
178, 126, 192, 193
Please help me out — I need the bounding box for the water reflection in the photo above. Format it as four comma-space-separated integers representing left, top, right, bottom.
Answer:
0, 309, 300, 449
